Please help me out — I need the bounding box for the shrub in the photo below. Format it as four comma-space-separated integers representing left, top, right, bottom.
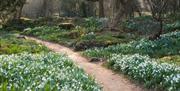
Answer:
108, 54, 180, 91
0, 53, 101, 91
123, 16, 160, 35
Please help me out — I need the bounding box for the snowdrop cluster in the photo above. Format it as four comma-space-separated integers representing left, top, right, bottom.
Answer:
0, 53, 101, 91
84, 31, 180, 58
108, 54, 180, 91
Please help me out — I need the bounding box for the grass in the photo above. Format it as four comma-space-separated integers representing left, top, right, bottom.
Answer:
0, 30, 49, 54
22, 26, 80, 47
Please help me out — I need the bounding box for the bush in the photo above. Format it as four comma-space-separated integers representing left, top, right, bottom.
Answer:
123, 16, 160, 35
0, 53, 101, 91
123, 16, 180, 34
108, 54, 180, 91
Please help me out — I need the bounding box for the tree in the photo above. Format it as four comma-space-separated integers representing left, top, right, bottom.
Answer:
40, 0, 54, 17
0, 0, 26, 25
147, 0, 168, 39
14, 0, 26, 20
110, 0, 128, 28
99, 0, 104, 17
86, 0, 104, 17
167, 0, 180, 15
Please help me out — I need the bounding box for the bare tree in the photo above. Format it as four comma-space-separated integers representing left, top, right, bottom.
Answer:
147, 0, 168, 40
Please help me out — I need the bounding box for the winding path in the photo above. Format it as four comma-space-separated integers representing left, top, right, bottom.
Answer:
26, 36, 145, 91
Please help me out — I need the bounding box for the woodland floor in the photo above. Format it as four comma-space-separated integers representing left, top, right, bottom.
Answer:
26, 36, 146, 91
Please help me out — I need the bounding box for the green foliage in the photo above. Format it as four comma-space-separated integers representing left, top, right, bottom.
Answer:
0, 31, 49, 54
22, 26, 80, 46
0, 52, 101, 91
23, 25, 124, 50
164, 21, 180, 31
123, 16, 180, 34
166, 13, 180, 22
108, 54, 180, 91
23, 26, 63, 36
83, 31, 180, 58
123, 16, 160, 35
0, 0, 26, 25
3, 19, 35, 31
80, 32, 96, 40
83, 17, 102, 32
75, 32, 121, 51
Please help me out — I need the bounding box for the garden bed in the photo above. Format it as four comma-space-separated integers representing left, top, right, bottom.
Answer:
0, 53, 101, 91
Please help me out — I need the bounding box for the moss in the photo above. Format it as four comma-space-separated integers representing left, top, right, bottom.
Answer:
74, 34, 122, 51
160, 55, 180, 66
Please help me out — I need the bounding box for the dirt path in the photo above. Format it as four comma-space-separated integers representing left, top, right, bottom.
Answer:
26, 36, 145, 91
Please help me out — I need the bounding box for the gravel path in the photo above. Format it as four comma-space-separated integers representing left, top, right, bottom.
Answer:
26, 36, 145, 91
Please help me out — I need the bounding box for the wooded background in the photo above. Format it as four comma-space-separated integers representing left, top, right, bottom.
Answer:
1, 0, 180, 28
22, 0, 152, 18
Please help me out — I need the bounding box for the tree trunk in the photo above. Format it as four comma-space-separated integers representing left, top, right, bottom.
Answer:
99, 0, 104, 17
109, 0, 126, 28
17, 6, 23, 19
149, 19, 163, 40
